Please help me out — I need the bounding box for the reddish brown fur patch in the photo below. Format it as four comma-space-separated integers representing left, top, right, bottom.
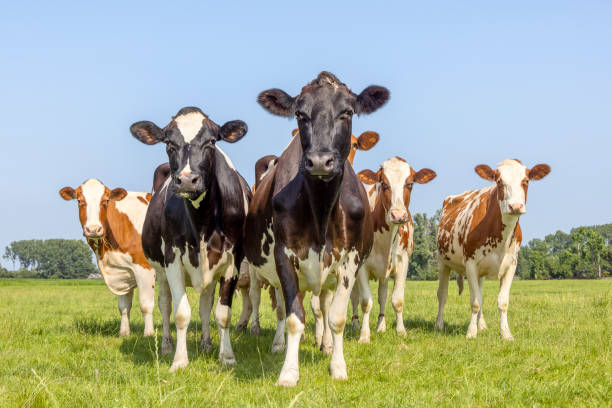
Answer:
101, 200, 151, 268
437, 190, 479, 255
137, 196, 148, 205
462, 187, 504, 259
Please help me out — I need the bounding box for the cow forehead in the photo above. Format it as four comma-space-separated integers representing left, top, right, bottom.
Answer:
497, 160, 527, 185
174, 111, 206, 143
80, 179, 106, 203
381, 158, 412, 186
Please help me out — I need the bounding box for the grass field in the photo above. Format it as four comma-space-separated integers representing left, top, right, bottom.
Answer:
0, 279, 609, 407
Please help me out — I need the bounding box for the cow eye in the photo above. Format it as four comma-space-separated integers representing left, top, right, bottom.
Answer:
381, 182, 389, 190
166, 144, 176, 154
406, 183, 414, 189
338, 109, 353, 120
352, 143, 358, 149
295, 111, 308, 121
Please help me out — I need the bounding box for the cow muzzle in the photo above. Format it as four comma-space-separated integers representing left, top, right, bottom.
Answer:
388, 209, 408, 225
304, 152, 335, 178
507, 203, 526, 215
84, 225, 104, 238
176, 172, 201, 197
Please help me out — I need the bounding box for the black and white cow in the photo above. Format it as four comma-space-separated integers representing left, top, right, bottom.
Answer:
130, 107, 250, 371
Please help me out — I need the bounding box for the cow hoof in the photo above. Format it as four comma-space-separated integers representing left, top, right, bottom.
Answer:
200, 338, 213, 353
271, 343, 285, 353
219, 354, 237, 366
300, 333, 305, 342
169, 360, 188, 373
119, 329, 130, 337
466, 326, 478, 339
351, 319, 360, 332
358, 336, 370, 344
277, 368, 299, 387
478, 320, 488, 331
396, 327, 407, 336
500, 330, 514, 341
330, 364, 348, 380
434, 320, 444, 332
236, 321, 248, 331
250, 323, 260, 336
143, 329, 154, 337
376, 322, 386, 333
161, 336, 174, 355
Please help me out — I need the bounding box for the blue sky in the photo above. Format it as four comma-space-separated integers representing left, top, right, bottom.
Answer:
1, 1, 610, 267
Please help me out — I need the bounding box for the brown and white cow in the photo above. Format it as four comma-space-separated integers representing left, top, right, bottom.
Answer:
435, 159, 550, 340
246, 71, 389, 386
350, 157, 436, 342
59, 179, 156, 337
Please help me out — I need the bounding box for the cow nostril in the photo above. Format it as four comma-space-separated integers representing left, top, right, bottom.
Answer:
191, 176, 199, 185
325, 158, 334, 168
305, 159, 314, 169
176, 178, 182, 185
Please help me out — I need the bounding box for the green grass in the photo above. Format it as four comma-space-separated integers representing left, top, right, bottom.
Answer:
0, 279, 610, 407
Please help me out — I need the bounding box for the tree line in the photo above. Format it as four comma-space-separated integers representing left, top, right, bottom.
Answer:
1, 222, 610, 280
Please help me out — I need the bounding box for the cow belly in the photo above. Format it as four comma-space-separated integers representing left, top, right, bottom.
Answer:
98, 251, 137, 296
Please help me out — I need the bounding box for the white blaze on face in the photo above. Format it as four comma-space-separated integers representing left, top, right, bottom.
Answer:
496, 159, 528, 214
175, 111, 205, 143
81, 179, 106, 230
381, 157, 412, 215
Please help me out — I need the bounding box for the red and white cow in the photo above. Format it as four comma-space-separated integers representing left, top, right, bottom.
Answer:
59, 179, 156, 337
352, 157, 436, 342
436, 159, 550, 340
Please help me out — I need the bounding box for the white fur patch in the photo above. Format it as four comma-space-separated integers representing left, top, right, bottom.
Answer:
497, 159, 528, 213
175, 111, 205, 143
381, 157, 413, 215
114, 192, 149, 233
81, 179, 106, 230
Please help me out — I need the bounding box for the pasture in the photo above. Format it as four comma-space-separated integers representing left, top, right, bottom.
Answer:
0, 279, 609, 407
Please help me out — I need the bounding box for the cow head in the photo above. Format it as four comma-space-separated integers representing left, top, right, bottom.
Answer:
258, 72, 389, 181
59, 179, 127, 239
130, 107, 247, 203
292, 129, 379, 166
475, 159, 551, 216
359, 157, 436, 225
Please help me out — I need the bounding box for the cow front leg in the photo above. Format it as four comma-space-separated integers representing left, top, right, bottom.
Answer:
236, 261, 252, 331
391, 256, 408, 335
275, 246, 304, 387
477, 276, 487, 331
165, 263, 191, 372
310, 295, 323, 347
198, 281, 216, 353
118, 291, 133, 337
435, 263, 451, 331
465, 263, 481, 339
319, 289, 333, 355
217, 276, 238, 365
498, 265, 516, 341
133, 266, 155, 337
157, 272, 173, 355
376, 278, 388, 333
248, 267, 262, 336
271, 287, 286, 353
328, 256, 358, 380
356, 267, 373, 344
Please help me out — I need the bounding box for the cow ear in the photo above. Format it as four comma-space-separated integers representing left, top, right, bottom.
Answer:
355, 86, 390, 115
357, 131, 379, 151
475, 164, 497, 181
529, 164, 551, 180
59, 187, 76, 201
257, 89, 296, 117
219, 120, 248, 143
291, 128, 299, 137
130, 121, 164, 145
358, 169, 379, 184
414, 168, 437, 184
109, 188, 127, 201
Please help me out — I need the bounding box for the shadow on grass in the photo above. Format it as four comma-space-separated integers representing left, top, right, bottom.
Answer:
74, 317, 144, 337
341, 315, 466, 338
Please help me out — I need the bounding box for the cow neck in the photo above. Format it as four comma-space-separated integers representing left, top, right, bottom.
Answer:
302, 172, 343, 248
88, 208, 120, 260
371, 186, 390, 233
183, 179, 218, 238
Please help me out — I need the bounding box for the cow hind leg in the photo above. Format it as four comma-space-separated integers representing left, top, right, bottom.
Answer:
235, 286, 252, 331
199, 281, 216, 353
118, 291, 133, 337
350, 285, 360, 332
319, 289, 333, 355
435, 264, 451, 331
216, 276, 238, 365
271, 288, 286, 353
498, 266, 516, 341
477, 276, 487, 331
134, 266, 155, 337
465, 263, 481, 339
311, 295, 324, 348
376, 278, 388, 333
157, 273, 173, 355
391, 258, 408, 336
248, 269, 262, 336
356, 267, 373, 344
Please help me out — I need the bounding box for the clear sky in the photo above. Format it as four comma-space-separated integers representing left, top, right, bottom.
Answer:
1, 1, 610, 267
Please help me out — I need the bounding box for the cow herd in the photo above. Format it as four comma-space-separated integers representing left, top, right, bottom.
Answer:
59, 71, 550, 386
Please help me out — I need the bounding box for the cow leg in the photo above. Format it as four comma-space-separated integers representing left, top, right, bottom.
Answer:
198, 281, 216, 353
118, 291, 133, 337
271, 287, 286, 353
134, 266, 155, 337
248, 268, 262, 336
434, 264, 451, 331
166, 262, 191, 372
236, 262, 252, 331
391, 256, 408, 336
465, 263, 481, 339
350, 285, 360, 332
356, 267, 373, 344
216, 276, 238, 365
477, 276, 487, 331
498, 266, 516, 341
319, 289, 333, 355
376, 278, 388, 333
310, 295, 323, 347
328, 255, 358, 380
276, 247, 305, 387
157, 272, 173, 355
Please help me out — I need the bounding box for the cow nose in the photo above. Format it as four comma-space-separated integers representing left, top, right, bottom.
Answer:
304, 152, 334, 176
508, 203, 526, 214
389, 210, 408, 224
177, 172, 199, 190
84, 225, 104, 237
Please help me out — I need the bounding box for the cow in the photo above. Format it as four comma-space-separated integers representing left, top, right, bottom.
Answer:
248, 130, 380, 342
350, 157, 436, 343
245, 71, 389, 386
435, 159, 550, 340
130, 106, 250, 371
59, 179, 156, 337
